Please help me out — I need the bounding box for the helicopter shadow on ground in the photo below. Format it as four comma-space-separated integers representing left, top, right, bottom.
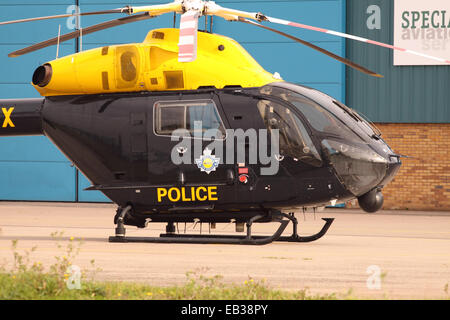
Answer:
0, 235, 108, 243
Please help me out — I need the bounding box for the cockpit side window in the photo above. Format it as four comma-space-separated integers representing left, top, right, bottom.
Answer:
257, 99, 322, 167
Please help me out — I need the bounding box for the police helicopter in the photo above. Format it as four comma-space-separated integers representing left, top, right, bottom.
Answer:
1, 0, 445, 245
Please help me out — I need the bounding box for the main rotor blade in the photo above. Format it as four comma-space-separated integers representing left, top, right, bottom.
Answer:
178, 11, 200, 62
263, 16, 450, 64
207, 4, 450, 64
129, 2, 183, 15
0, 9, 126, 26
239, 18, 383, 78
0, 2, 182, 26
9, 13, 154, 58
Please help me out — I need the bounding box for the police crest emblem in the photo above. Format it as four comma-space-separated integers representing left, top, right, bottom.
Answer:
195, 148, 220, 174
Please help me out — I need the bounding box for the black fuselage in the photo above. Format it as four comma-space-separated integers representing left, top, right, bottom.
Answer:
0, 82, 401, 225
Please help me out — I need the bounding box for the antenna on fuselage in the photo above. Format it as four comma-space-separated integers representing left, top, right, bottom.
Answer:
76, 6, 83, 52
56, 24, 61, 59
79, 27, 83, 51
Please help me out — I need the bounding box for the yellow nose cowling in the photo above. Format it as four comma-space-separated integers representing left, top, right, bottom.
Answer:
32, 28, 281, 97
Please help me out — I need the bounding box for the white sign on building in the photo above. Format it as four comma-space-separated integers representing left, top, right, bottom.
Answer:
394, 0, 450, 65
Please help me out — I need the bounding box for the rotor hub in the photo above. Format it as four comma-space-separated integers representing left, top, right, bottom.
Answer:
182, 0, 207, 14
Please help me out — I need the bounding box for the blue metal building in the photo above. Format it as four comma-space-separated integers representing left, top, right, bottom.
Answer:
0, 0, 345, 202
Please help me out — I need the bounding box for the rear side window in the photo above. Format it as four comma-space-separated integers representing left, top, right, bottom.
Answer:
154, 100, 226, 138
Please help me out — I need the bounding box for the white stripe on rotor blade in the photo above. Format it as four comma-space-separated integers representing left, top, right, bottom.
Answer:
179, 35, 196, 45
182, 14, 198, 20
180, 20, 198, 29
179, 57, 195, 62
326, 30, 369, 43
179, 53, 194, 57
183, 10, 199, 16
266, 17, 290, 25
405, 49, 447, 62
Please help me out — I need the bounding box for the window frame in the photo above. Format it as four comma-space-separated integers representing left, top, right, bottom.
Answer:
153, 99, 227, 140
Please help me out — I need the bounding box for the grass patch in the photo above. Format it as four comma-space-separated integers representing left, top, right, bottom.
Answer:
0, 272, 337, 300
3, 236, 448, 300
0, 236, 338, 300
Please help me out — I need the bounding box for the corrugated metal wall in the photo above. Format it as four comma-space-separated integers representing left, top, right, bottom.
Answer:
346, 0, 450, 123
0, 0, 346, 202
0, 0, 79, 201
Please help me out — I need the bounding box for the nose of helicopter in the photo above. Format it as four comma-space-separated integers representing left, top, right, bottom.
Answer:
355, 156, 401, 213
321, 139, 402, 205
378, 154, 402, 188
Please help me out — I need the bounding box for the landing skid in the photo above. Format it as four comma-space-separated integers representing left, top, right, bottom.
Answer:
109, 207, 334, 245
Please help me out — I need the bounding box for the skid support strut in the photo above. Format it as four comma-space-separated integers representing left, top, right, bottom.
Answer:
109, 210, 334, 245
114, 205, 132, 238
276, 213, 334, 243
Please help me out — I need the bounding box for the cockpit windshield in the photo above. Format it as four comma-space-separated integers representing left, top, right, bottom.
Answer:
260, 84, 366, 144
260, 82, 380, 143
257, 83, 393, 196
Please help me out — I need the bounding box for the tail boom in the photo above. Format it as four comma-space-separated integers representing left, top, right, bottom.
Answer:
0, 98, 44, 136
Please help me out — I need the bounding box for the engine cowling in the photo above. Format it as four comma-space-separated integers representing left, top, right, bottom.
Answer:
30, 28, 278, 97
